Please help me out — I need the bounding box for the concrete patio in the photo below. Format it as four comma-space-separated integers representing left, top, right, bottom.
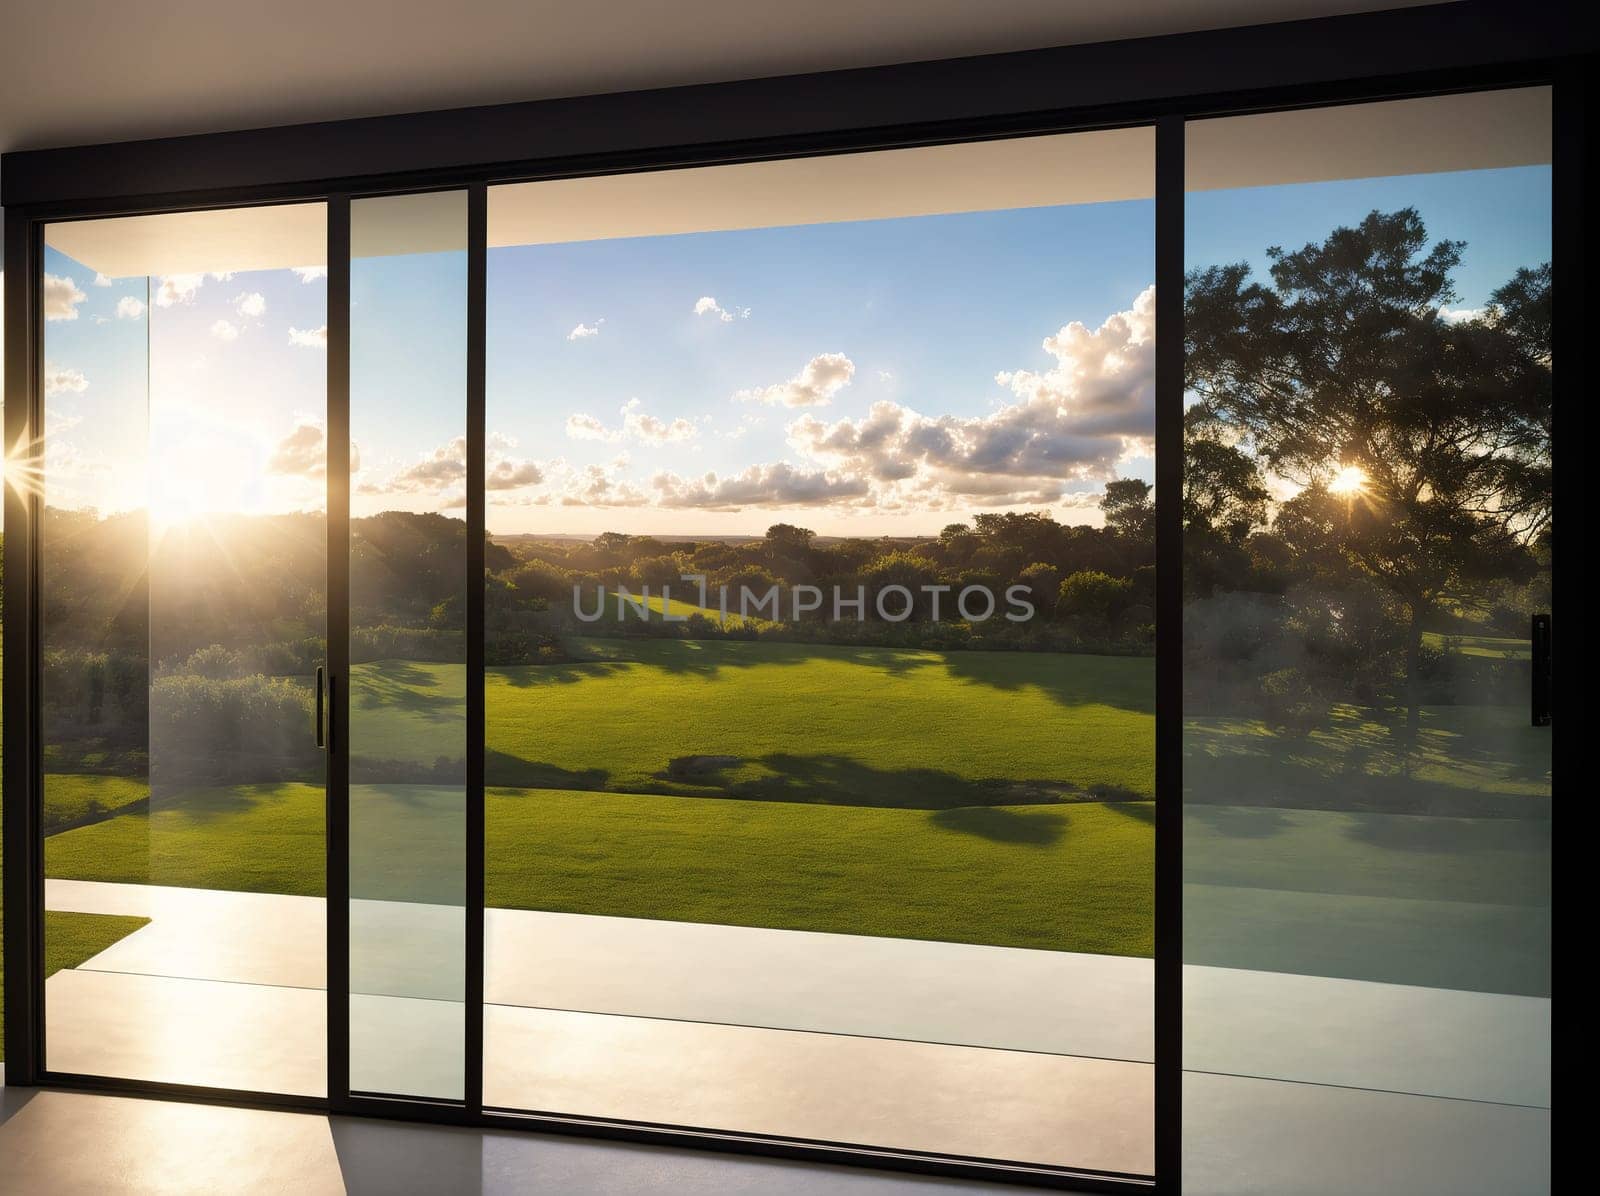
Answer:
40, 878, 1552, 1180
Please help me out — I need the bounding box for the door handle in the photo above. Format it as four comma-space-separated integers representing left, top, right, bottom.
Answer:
316, 665, 326, 747
1531, 614, 1551, 726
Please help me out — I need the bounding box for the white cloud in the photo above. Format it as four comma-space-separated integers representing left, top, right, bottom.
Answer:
693, 295, 749, 322
44, 365, 89, 396
288, 325, 328, 349
210, 319, 240, 342
292, 266, 327, 283
567, 319, 603, 340
652, 463, 869, 510
488, 458, 544, 490
116, 296, 147, 320
358, 434, 542, 500
786, 285, 1155, 510
735, 353, 855, 408
566, 400, 697, 445
92, 272, 113, 288
234, 291, 267, 319
557, 461, 651, 508
44, 274, 88, 321
621, 398, 696, 444
155, 273, 206, 307
566, 413, 621, 443
1438, 305, 1485, 325
267, 417, 360, 478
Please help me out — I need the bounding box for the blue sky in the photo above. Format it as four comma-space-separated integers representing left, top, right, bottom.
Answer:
37, 163, 1550, 538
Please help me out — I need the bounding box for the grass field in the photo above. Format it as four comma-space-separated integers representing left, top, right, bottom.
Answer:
39, 639, 1156, 959
1186, 703, 1550, 817
44, 782, 1154, 956
1422, 630, 1532, 659
355, 638, 1156, 806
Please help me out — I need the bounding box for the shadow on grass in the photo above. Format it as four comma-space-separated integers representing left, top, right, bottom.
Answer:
646, 751, 1143, 812
929, 806, 1068, 845
484, 750, 610, 791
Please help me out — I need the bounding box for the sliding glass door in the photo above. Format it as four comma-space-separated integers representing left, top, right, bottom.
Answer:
39, 203, 329, 1095
1181, 88, 1552, 1193
346, 190, 469, 1101
478, 130, 1157, 1174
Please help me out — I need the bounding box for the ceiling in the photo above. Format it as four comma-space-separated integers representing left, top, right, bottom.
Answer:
1, 1, 1444, 159
44, 84, 1550, 277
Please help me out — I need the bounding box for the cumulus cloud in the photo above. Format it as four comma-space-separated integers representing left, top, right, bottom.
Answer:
234, 292, 267, 319
267, 418, 360, 478
488, 458, 544, 490
786, 285, 1155, 509
566, 400, 697, 445
651, 463, 869, 510
92, 272, 113, 288
1438, 305, 1485, 325
694, 295, 750, 322
621, 398, 696, 444
155, 273, 206, 307
566, 413, 620, 443
116, 296, 147, 320
210, 319, 240, 342
358, 434, 542, 501
735, 353, 855, 408
557, 462, 651, 508
288, 325, 328, 349
44, 365, 89, 396
292, 266, 327, 283
44, 274, 88, 321
567, 319, 603, 340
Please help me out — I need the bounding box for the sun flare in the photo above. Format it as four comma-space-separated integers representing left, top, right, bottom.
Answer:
1328, 464, 1368, 496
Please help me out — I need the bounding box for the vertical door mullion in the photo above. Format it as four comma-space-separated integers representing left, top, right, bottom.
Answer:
1153, 115, 1185, 1196
2, 211, 46, 1082
464, 182, 488, 1116
326, 194, 353, 1111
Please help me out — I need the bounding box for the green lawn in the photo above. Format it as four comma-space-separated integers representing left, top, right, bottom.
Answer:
1422, 630, 1532, 659
1185, 703, 1550, 817
353, 638, 1156, 806
45, 782, 1153, 957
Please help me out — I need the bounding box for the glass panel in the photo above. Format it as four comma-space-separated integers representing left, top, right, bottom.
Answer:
40, 203, 329, 1094
348, 190, 468, 1100
483, 130, 1155, 1171
1183, 89, 1552, 1192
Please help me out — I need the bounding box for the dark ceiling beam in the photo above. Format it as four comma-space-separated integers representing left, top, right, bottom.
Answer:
3, 0, 1590, 209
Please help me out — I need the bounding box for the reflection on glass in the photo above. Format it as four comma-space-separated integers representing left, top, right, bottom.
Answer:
348, 190, 468, 1100
1183, 89, 1552, 1191
480, 131, 1155, 1171
40, 204, 328, 1094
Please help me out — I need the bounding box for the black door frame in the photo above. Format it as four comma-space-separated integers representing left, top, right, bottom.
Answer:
5, 3, 1585, 1189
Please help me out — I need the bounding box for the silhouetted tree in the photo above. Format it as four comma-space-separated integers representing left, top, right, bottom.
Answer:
1186, 208, 1551, 734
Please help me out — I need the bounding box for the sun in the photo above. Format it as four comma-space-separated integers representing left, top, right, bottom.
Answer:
1328, 464, 1368, 496
148, 469, 214, 531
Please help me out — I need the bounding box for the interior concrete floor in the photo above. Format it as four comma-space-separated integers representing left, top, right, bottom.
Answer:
0, 1066, 1550, 1195
0, 1076, 1034, 1195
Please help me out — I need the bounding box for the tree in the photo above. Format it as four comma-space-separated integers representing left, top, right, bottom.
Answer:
1057, 570, 1132, 627
1186, 208, 1551, 735
764, 523, 816, 556
1183, 408, 1269, 544
1101, 479, 1154, 544
1017, 562, 1062, 618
